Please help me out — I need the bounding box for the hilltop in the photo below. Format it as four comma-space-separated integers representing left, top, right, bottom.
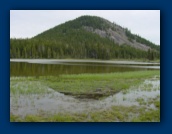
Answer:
10, 15, 160, 60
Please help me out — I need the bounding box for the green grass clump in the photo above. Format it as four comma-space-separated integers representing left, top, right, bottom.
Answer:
10, 81, 52, 95
40, 70, 159, 94
24, 114, 77, 122
136, 98, 147, 105
10, 114, 22, 122
132, 109, 160, 122
154, 101, 160, 108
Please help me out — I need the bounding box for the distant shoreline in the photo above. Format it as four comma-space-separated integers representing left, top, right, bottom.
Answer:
10, 59, 160, 65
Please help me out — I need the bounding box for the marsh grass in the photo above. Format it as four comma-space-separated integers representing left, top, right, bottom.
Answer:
122, 89, 130, 94
154, 101, 160, 108
11, 70, 159, 98
40, 70, 160, 95
136, 98, 147, 105
132, 109, 160, 122
10, 70, 160, 122
140, 83, 153, 92
10, 81, 52, 95
10, 104, 159, 122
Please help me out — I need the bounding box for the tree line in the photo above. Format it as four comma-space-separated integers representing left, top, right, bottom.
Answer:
10, 38, 159, 60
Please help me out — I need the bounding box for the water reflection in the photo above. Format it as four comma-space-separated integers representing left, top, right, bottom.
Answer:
10, 61, 160, 77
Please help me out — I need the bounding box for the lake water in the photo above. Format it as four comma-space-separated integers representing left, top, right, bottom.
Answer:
10, 59, 160, 121
10, 59, 160, 76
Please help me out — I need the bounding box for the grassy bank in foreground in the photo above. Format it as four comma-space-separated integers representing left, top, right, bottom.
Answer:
11, 70, 159, 99
42, 70, 160, 98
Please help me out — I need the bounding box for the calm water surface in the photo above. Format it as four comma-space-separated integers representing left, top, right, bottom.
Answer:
10, 60, 160, 77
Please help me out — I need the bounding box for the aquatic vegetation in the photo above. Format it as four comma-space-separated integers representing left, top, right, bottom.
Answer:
10, 80, 52, 95
10, 70, 160, 122
132, 109, 160, 122
10, 104, 160, 122
154, 101, 160, 108
136, 98, 146, 105
42, 70, 159, 96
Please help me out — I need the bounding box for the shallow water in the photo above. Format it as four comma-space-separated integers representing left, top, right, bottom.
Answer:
10, 59, 160, 118
10, 77, 160, 117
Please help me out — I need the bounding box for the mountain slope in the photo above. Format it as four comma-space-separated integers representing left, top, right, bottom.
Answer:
33, 15, 159, 51
10, 15, 160, 60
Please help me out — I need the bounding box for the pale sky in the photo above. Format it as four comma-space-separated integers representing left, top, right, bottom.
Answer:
10, 10, 160, 45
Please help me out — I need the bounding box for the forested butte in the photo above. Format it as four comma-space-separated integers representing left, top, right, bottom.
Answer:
10, 15, 160, 60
